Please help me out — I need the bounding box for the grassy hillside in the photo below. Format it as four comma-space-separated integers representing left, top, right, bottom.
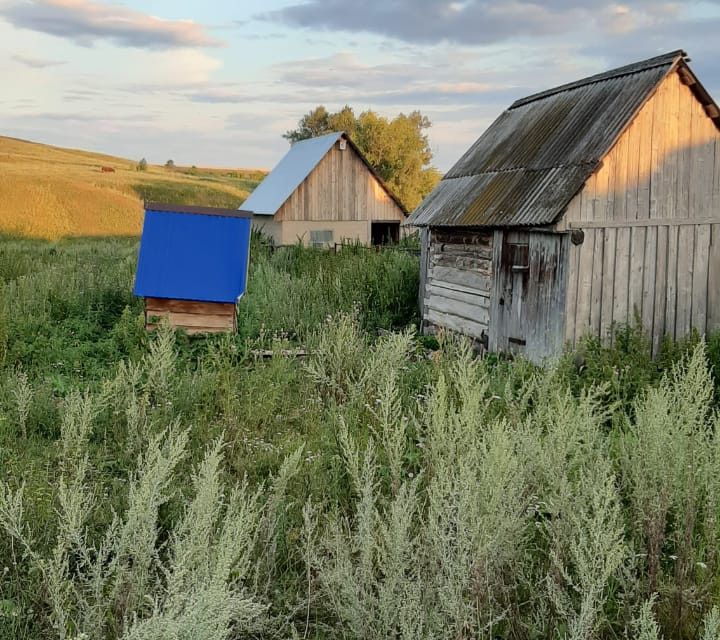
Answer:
0, 136, 265, 239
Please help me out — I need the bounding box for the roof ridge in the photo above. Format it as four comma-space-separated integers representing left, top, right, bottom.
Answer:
510, 50, 685, 109
446, 160, 600, 179
289, 131, 343, 146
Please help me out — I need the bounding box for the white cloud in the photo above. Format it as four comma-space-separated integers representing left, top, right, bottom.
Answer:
12, 52, 65, 67
150, 49, 222, 83
0, 0, 222, 49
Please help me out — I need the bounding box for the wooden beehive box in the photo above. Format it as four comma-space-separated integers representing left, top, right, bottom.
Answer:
134, 203, 252, 334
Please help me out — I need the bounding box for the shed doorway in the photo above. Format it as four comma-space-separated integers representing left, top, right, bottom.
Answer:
371, 221, 400, 246
490, 231, 567, 361
494, 231, 530, 354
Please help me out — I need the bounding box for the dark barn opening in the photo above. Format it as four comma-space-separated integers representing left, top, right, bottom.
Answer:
371, 221, 400, 245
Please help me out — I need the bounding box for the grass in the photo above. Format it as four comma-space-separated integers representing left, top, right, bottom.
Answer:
132, 181, 246, 209
2, 236, 720, 639
0, 136, 265, 239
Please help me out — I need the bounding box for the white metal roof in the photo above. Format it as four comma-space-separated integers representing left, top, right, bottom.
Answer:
241, 132, 343, 216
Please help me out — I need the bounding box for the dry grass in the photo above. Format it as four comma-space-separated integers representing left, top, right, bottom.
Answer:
0, 136, 265, 239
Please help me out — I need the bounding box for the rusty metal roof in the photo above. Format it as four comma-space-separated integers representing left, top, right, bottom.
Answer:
408, 50, 688, 228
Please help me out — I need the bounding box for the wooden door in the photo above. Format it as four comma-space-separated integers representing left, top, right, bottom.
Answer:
492, 231, 530, 354
490, 231, 567, 362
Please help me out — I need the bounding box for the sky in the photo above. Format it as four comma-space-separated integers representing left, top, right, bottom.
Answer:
0, 0, 719, 172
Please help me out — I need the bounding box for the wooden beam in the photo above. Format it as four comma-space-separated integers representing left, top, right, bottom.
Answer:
569, 217, 720, 229
146, 311, 235, 329
147, 324, 231, 335
419, 228, 429, 321
145, 297, 235, 315
425, 308, 487, 339
678, 67, 697, 86
705, 103, 720, 119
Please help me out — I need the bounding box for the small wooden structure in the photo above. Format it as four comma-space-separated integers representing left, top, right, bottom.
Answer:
134, 203, 252, 334
243, 132, 407, 246
409, 50, 720, 362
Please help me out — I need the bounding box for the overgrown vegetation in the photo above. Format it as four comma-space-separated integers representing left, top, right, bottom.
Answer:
2, 236, 720, 639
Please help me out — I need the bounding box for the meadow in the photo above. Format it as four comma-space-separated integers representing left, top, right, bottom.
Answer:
0, 136, 265, 239
1, 235, 720, 640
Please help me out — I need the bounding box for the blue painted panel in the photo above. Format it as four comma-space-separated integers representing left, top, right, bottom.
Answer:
134, 208, 251, 303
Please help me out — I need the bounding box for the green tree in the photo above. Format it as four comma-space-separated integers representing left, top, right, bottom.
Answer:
283, 106, 331, 144
284, 105, 440, 210
328, 105, 358, 138
165, 159, 175, 169
137, 158, 148, 172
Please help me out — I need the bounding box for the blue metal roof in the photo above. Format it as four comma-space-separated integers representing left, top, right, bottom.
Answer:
134, 203, 251, 304
241, 132, 342, 215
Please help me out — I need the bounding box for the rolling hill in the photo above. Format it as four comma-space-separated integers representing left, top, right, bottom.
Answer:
0, 136, 265, 239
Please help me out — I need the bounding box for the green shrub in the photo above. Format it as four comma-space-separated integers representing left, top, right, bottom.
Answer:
237, 244, 418, 342
0, 423, 301, 638
3, 239, 720, 640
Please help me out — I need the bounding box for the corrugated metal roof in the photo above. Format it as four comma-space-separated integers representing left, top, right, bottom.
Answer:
134, 204, 251, 303
241, 132, 342, 216
408, 50, 687, 228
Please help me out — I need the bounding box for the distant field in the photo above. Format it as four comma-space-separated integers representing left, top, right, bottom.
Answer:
0, 136, 266, 239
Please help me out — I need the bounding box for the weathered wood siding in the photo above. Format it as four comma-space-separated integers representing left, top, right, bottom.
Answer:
145, 298, 236, 334
275, 141, 405, 224
562, 69, 720, 350
422, 229, 493, 342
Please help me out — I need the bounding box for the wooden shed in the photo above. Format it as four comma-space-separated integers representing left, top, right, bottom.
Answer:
242, 132, 407, 246
408, 50, 720, 362
134, 203, 252, 334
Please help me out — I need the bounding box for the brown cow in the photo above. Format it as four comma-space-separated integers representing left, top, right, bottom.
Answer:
101, 166, 115, 173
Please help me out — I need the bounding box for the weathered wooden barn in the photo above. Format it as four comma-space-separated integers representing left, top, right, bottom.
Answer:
242, 132, 407, 246
408, 50, 720, 362
134, 203, 252, 334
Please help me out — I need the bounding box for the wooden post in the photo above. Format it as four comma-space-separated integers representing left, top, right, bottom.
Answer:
418, 227, 430, 330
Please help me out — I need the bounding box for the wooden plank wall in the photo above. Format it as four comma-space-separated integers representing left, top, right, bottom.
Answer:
563, 69, 720, 351
145, 298, 236, 334
276, 141, 405, 223
422, 229, 493, 341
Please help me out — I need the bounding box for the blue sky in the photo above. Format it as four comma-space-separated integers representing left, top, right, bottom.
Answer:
1, 0, 719, 171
